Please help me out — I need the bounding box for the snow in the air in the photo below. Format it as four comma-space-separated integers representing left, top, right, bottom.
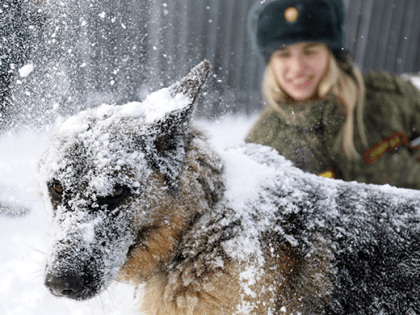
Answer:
18, 63, 34, 78
0, 115, 257, 315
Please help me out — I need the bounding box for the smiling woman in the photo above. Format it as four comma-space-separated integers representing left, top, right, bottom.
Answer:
246, 0, 420, 190
270, 42, 330, 101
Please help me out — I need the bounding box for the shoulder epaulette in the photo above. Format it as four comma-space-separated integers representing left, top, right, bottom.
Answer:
363, 131, 407, 164
364, 72, 405, 94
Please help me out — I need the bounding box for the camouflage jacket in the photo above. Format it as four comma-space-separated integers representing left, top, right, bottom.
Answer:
246, 72, 420, 190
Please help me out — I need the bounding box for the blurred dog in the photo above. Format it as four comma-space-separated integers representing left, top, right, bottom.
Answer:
39, 61, 420, 314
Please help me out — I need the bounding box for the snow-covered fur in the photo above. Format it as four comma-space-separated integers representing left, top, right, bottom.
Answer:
39, 61, 420, 315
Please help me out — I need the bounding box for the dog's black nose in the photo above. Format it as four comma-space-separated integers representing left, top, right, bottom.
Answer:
45, 275, 83, 297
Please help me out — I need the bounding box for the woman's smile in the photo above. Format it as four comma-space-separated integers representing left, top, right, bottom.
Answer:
288, 74, 315, 87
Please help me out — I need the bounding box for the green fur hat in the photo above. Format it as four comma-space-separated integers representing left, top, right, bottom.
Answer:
257, 0, 346, 62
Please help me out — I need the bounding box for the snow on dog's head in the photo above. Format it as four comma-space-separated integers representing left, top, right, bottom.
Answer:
38, 61, 210, 300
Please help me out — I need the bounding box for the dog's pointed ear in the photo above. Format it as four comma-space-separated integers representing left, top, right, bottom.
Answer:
164, 60, 211, 125
169, 60, 211, 104
142, 61, 211, 188
152, 59, 211, 153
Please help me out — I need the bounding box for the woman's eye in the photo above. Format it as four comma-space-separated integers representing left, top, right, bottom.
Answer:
274, 51, 289, 58
304, 49, 317, 55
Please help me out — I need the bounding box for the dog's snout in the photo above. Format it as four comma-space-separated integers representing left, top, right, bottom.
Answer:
45, 275, 83, 297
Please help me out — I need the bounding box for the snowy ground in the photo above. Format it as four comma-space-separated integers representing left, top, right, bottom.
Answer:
0, 114, 258, 315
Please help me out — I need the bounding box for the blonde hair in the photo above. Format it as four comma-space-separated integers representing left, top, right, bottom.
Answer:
262, 51, 368, 160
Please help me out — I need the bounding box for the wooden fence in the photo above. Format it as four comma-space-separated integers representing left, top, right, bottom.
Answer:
344, 0, 420, 75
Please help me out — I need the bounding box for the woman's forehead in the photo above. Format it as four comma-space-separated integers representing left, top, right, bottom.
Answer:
279, 42, 326, 51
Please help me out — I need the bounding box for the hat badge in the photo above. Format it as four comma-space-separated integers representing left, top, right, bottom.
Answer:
285, 6, 299, 23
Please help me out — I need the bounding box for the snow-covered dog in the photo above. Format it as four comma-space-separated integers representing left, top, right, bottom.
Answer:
39, 61, 420, 315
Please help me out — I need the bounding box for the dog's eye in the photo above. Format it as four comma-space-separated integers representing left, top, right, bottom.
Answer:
53, 183, 64, 194
49, 181, 64, 196
111, 186, 124, 198
97, 185, 128, 207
